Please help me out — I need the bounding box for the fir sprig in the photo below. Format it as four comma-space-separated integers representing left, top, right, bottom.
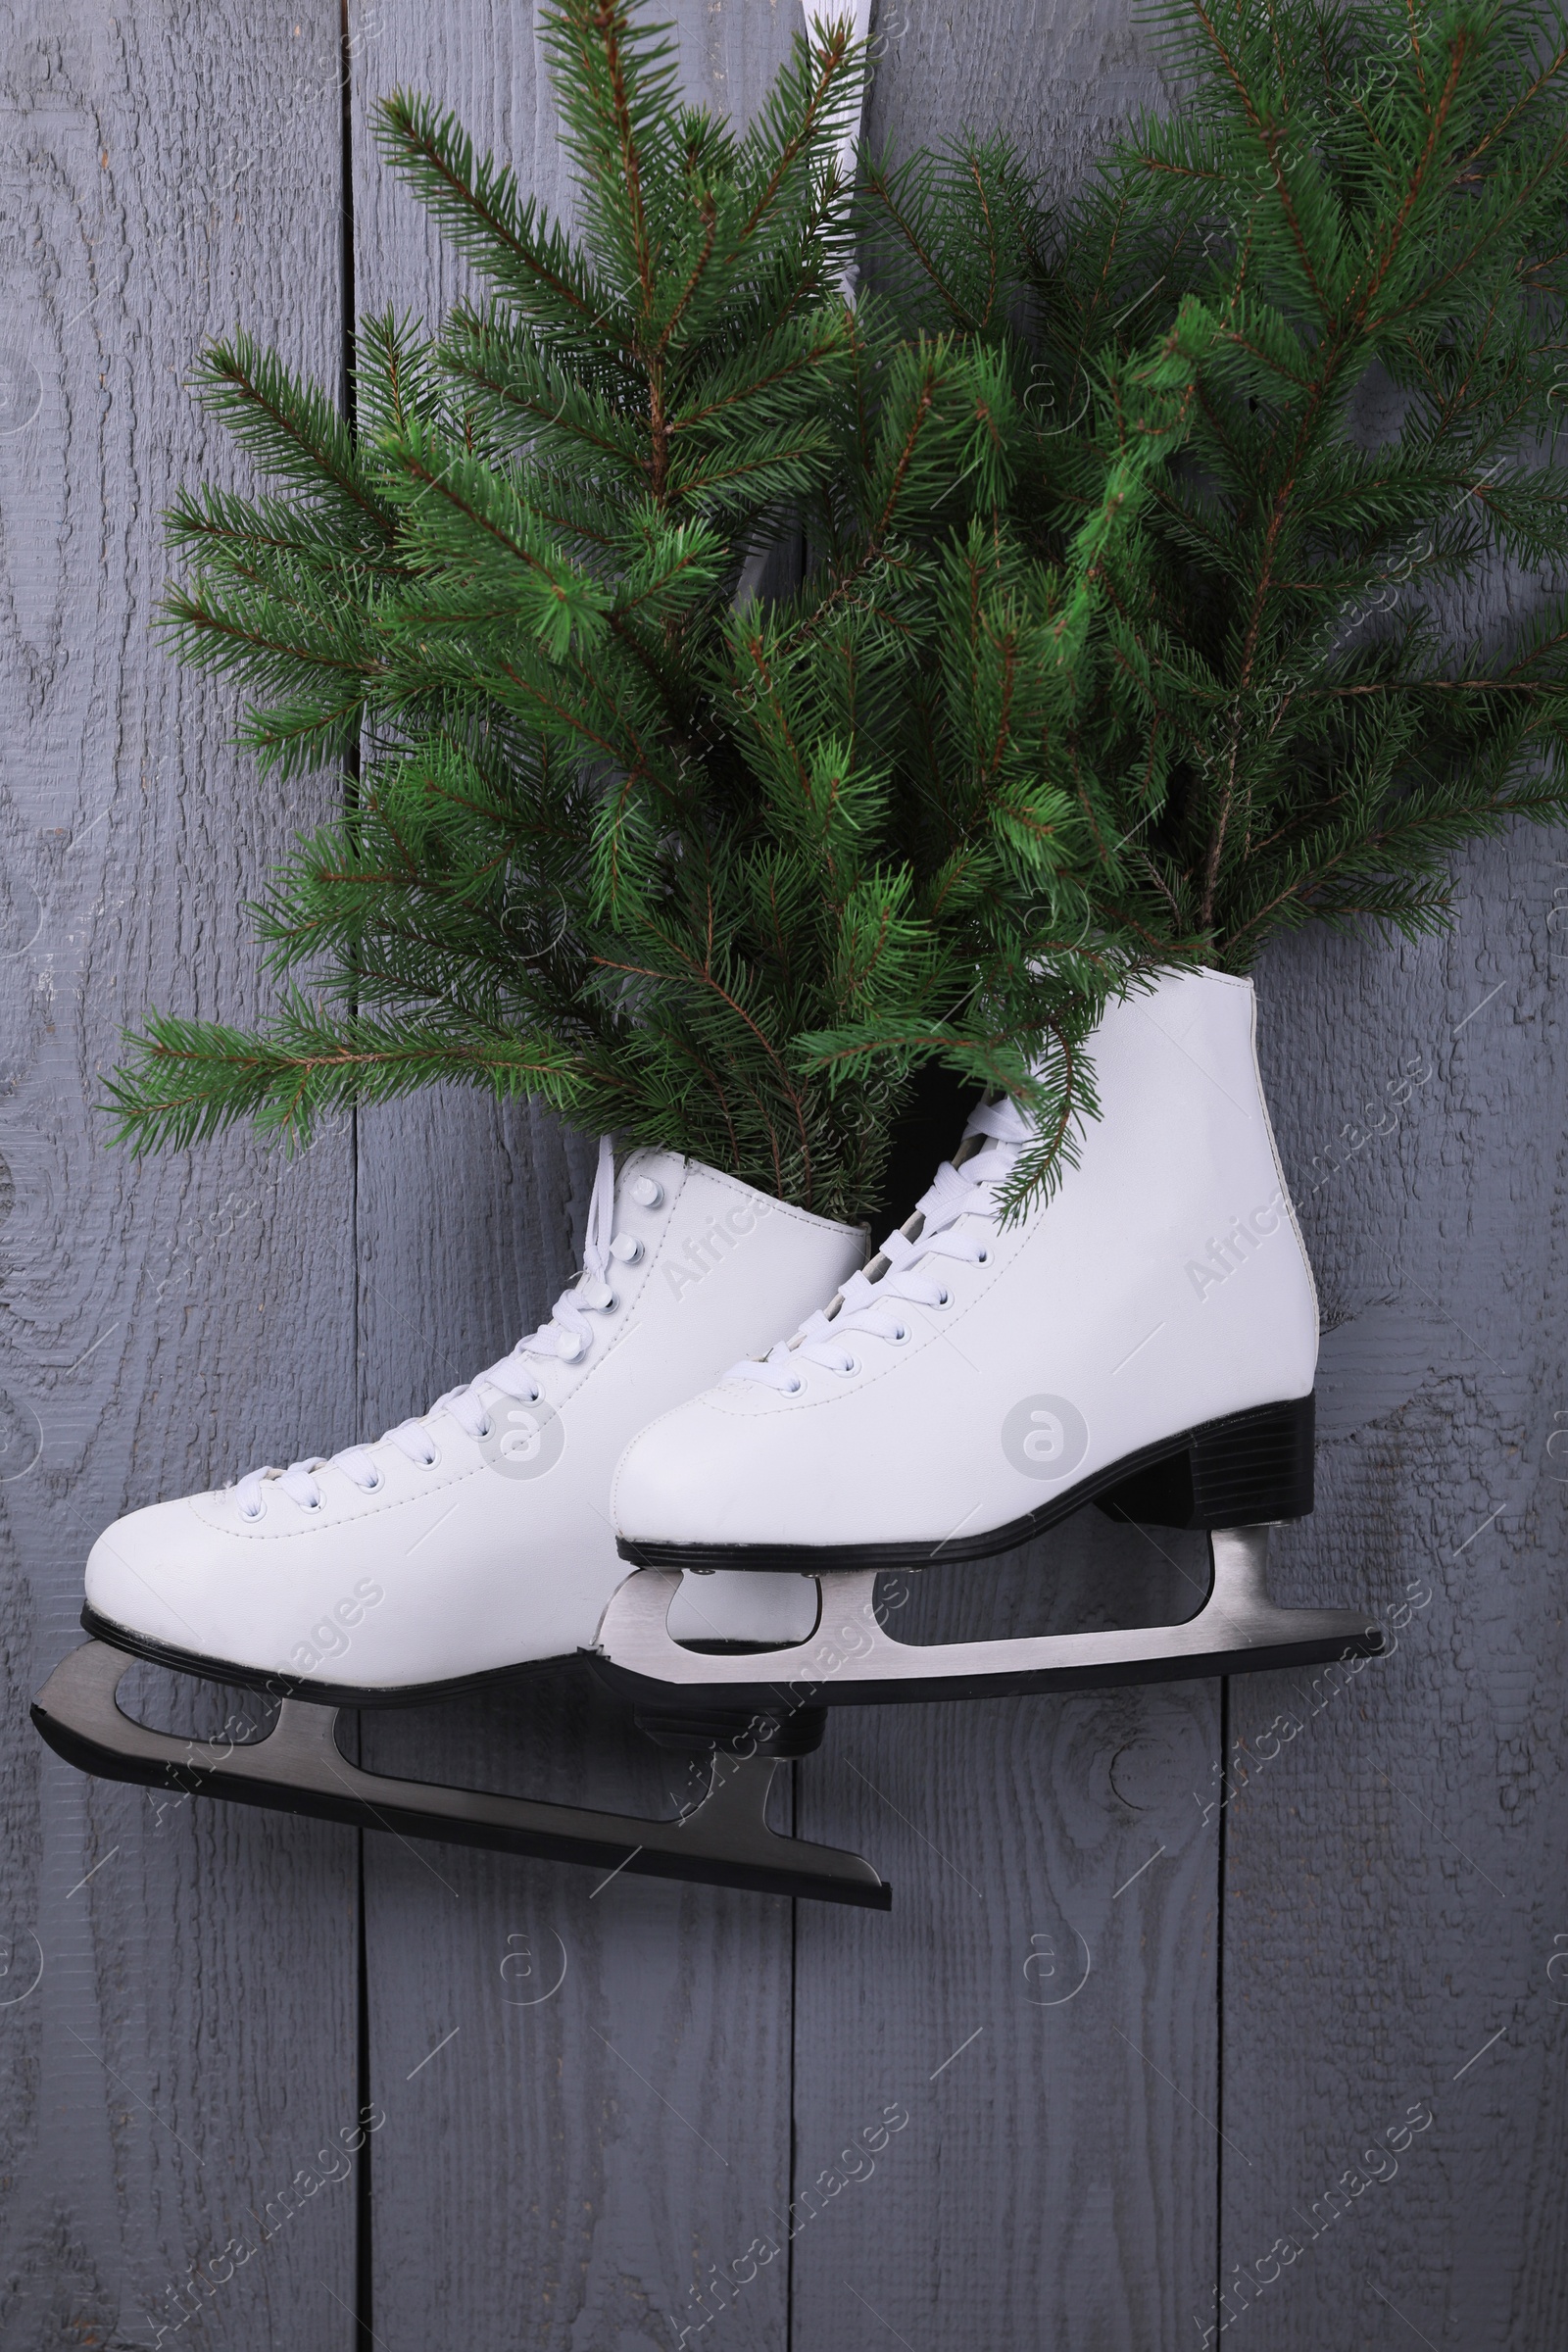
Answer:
112, 0, 1568, 1231
112, 1, 1204, 1220
860, 0, 1568, 986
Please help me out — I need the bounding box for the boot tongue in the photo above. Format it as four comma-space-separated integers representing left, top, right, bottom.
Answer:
953, 1139, 1015, 1192
907, 1098, 1033, 1239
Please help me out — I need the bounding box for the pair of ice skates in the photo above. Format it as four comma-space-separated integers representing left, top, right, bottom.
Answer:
34, 970, 1382, 1908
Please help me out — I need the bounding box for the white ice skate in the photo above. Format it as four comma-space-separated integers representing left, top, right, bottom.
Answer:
600, 968, 1384, 1717
33, 1143, 892, 1906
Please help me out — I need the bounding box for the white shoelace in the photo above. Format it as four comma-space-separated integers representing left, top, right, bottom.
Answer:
235, 1136, 625, 1519
732, 1096, 1036, 1394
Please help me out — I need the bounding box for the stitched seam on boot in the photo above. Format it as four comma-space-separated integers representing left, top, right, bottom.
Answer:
683, 1158, 864, 1242
186, 1457, 490, 1540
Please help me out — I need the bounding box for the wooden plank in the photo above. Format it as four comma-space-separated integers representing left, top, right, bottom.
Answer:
864, 0, 1178, 199
346, 7, 808, 2344
789, 4, 1226, 2343
4, 5, 1551, 2347
0, 7, 363, 2346
790, 1536, 1223, 2349
1218, 879, 1568, 2348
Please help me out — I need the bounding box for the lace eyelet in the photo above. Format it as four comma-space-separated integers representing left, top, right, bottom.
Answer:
361, 1468, 384, 1494
889, 1324, 909, 1345
239, 1499, 265, 1523
975, 1248, 990, 1266
599, 1293, 620, 1315
833, 1355, 860, 1378
783, 1374, 805, 1396
476, 1416, 493, 1441
419, 1446, 441, 1470
299, 1494, 322, 1513
935, 1287, 951, 1308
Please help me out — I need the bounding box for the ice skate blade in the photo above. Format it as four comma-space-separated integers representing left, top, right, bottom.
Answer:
30, 1642, 891, 1910
592, 1527, 1387, 1710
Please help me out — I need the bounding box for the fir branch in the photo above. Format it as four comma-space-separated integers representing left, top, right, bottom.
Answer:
123, 0, 1568, 1227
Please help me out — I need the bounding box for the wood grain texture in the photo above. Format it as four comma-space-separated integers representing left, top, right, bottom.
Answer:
346, 7, 807, 2345
1218, 871, 1568, 2350
3, 2, 1565, 2346
0, 6, 361, 2346
864, 0, 1177, 202
792, 7, 1226, 2345
791, 1611, 1223, 2348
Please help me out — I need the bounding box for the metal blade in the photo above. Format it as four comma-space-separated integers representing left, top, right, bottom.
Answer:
592, 1528, 1387, 1712
31, 1641, 891, 1910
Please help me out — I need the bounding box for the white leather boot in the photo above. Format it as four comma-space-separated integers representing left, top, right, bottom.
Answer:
84, 1142, 862, 1697
612, 968, 1320, 1570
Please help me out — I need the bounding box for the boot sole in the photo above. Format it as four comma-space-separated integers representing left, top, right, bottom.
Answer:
77, 1604, 566, 1709
616, 1395, 1316, 1574
75, 1607, 819, 1716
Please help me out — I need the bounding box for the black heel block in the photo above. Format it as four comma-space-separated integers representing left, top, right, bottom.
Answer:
1096, 1395, 1315, 1531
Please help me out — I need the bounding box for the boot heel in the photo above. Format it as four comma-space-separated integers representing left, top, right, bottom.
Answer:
1097, 1395, 1315, 1531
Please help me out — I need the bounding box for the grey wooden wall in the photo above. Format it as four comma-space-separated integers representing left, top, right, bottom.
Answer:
1, 3, 1564, 2348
